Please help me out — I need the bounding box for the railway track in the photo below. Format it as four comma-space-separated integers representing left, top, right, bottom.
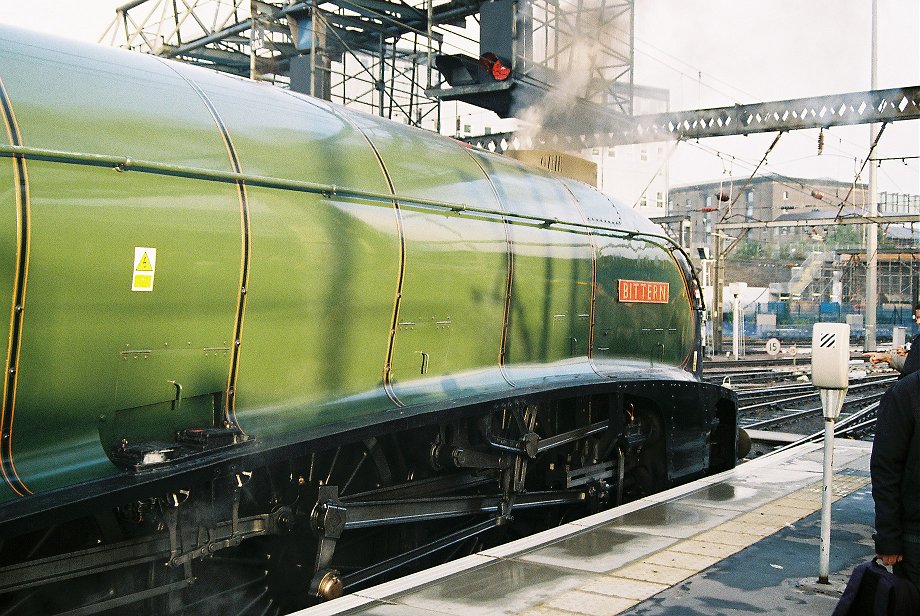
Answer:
703, 369, 806, 386
767, 402, 881, 455
704, 362, 895, 458
738, 375, 894, 418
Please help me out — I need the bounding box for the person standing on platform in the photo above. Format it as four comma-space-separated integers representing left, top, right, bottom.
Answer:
871, 368, 920, 590
865, 304, 920, 377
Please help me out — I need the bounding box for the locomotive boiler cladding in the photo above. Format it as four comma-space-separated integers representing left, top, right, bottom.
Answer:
0, 24, 739, 615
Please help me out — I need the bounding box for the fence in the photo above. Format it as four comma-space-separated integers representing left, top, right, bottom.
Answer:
718, 301, 918, 342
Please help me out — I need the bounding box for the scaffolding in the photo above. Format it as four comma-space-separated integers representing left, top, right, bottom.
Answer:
518, 0, 634, 115
100, 0, 459, 129
838, 251, 920, 309
101, 0, 636, 137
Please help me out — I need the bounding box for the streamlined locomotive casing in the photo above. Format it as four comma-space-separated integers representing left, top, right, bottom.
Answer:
0, 25, 727, 513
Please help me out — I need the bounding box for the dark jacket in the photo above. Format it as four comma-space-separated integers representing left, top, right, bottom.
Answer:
872, 370, 920, 555
902, 334, 920, 378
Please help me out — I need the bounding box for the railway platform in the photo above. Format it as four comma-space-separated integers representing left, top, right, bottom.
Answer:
296, 438, 876, 616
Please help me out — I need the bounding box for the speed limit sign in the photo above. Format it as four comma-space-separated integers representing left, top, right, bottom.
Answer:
765, 338, 781, 356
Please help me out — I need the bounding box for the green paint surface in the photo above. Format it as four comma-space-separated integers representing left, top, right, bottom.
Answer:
11, 163, 241, 492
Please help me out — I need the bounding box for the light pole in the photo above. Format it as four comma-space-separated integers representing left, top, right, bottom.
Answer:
865, 0, 879, 351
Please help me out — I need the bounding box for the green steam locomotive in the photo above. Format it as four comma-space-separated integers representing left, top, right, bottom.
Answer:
0, 25, 737, 615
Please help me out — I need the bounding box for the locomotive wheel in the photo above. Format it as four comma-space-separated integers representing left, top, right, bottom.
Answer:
624, 410, 667, 499
175, 437, 405, 615
0, 438, 405, 616
0, 512, 141, 615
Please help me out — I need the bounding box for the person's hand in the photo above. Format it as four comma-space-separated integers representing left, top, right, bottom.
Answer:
877, 553, 903, 566
894, 346, 908, 357
864, 352, 892, 365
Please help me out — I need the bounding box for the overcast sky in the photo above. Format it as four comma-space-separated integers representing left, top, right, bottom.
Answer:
1, 0, 917, 195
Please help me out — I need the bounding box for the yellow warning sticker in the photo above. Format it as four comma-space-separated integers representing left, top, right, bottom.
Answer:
135, 251, 153, 272
132, 247, 156, 292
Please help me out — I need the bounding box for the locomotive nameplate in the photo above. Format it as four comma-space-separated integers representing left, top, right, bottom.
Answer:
617, 279, 669, 304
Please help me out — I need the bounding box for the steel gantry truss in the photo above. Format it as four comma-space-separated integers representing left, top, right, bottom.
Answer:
512, 0, 634, 118
465, 85, 920, 151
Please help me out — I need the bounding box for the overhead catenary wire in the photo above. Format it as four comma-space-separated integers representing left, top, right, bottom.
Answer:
835, 122, 889, 220
620, 32, 884, 157
714, 132, 784, 257
618, 28, 918, 205
686, 135, 918, 202
631, 138, 682, 209
722, 132, 783, 223
869, 155, 920, 162
681, 139, 881, 209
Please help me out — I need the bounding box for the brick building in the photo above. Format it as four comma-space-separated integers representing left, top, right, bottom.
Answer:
667, 176, 871, 258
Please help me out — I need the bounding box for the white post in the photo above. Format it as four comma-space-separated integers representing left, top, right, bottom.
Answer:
812, 324, 850, 585
730, 282, 747, 360
733, 293, 741, 360
820, 415, 834, 582
819, 389, 845, 582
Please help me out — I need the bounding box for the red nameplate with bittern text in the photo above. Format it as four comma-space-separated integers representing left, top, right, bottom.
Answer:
618, 280, 669, 304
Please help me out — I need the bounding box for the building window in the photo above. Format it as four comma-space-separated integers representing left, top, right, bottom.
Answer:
463, 124, 471, 134
656, 192, 664, 208
608, 148, 615, 157
639, 195, 648, 208
640, 148, 648, 161
592, 148, 600, 156
783, 190, 789, 200
484, 126, 492, 135
705, 195, 712, 208
746, 203, 753, 218
686, 198, 691, 207
747, 190, 754, 203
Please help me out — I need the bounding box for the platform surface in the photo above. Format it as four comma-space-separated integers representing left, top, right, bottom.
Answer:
297, 439, 876, 616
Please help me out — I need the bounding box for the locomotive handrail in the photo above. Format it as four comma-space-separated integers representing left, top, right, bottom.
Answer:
0, 143, 682, 249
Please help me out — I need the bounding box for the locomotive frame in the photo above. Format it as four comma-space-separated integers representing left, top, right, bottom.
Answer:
1, 378, 737, 614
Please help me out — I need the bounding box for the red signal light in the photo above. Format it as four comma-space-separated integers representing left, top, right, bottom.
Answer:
479, 52, 511, 81
700, 207, 717, 213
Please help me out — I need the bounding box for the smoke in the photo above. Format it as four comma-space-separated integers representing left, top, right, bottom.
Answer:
516, 39, 598, 136
513, 2, 632, 141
